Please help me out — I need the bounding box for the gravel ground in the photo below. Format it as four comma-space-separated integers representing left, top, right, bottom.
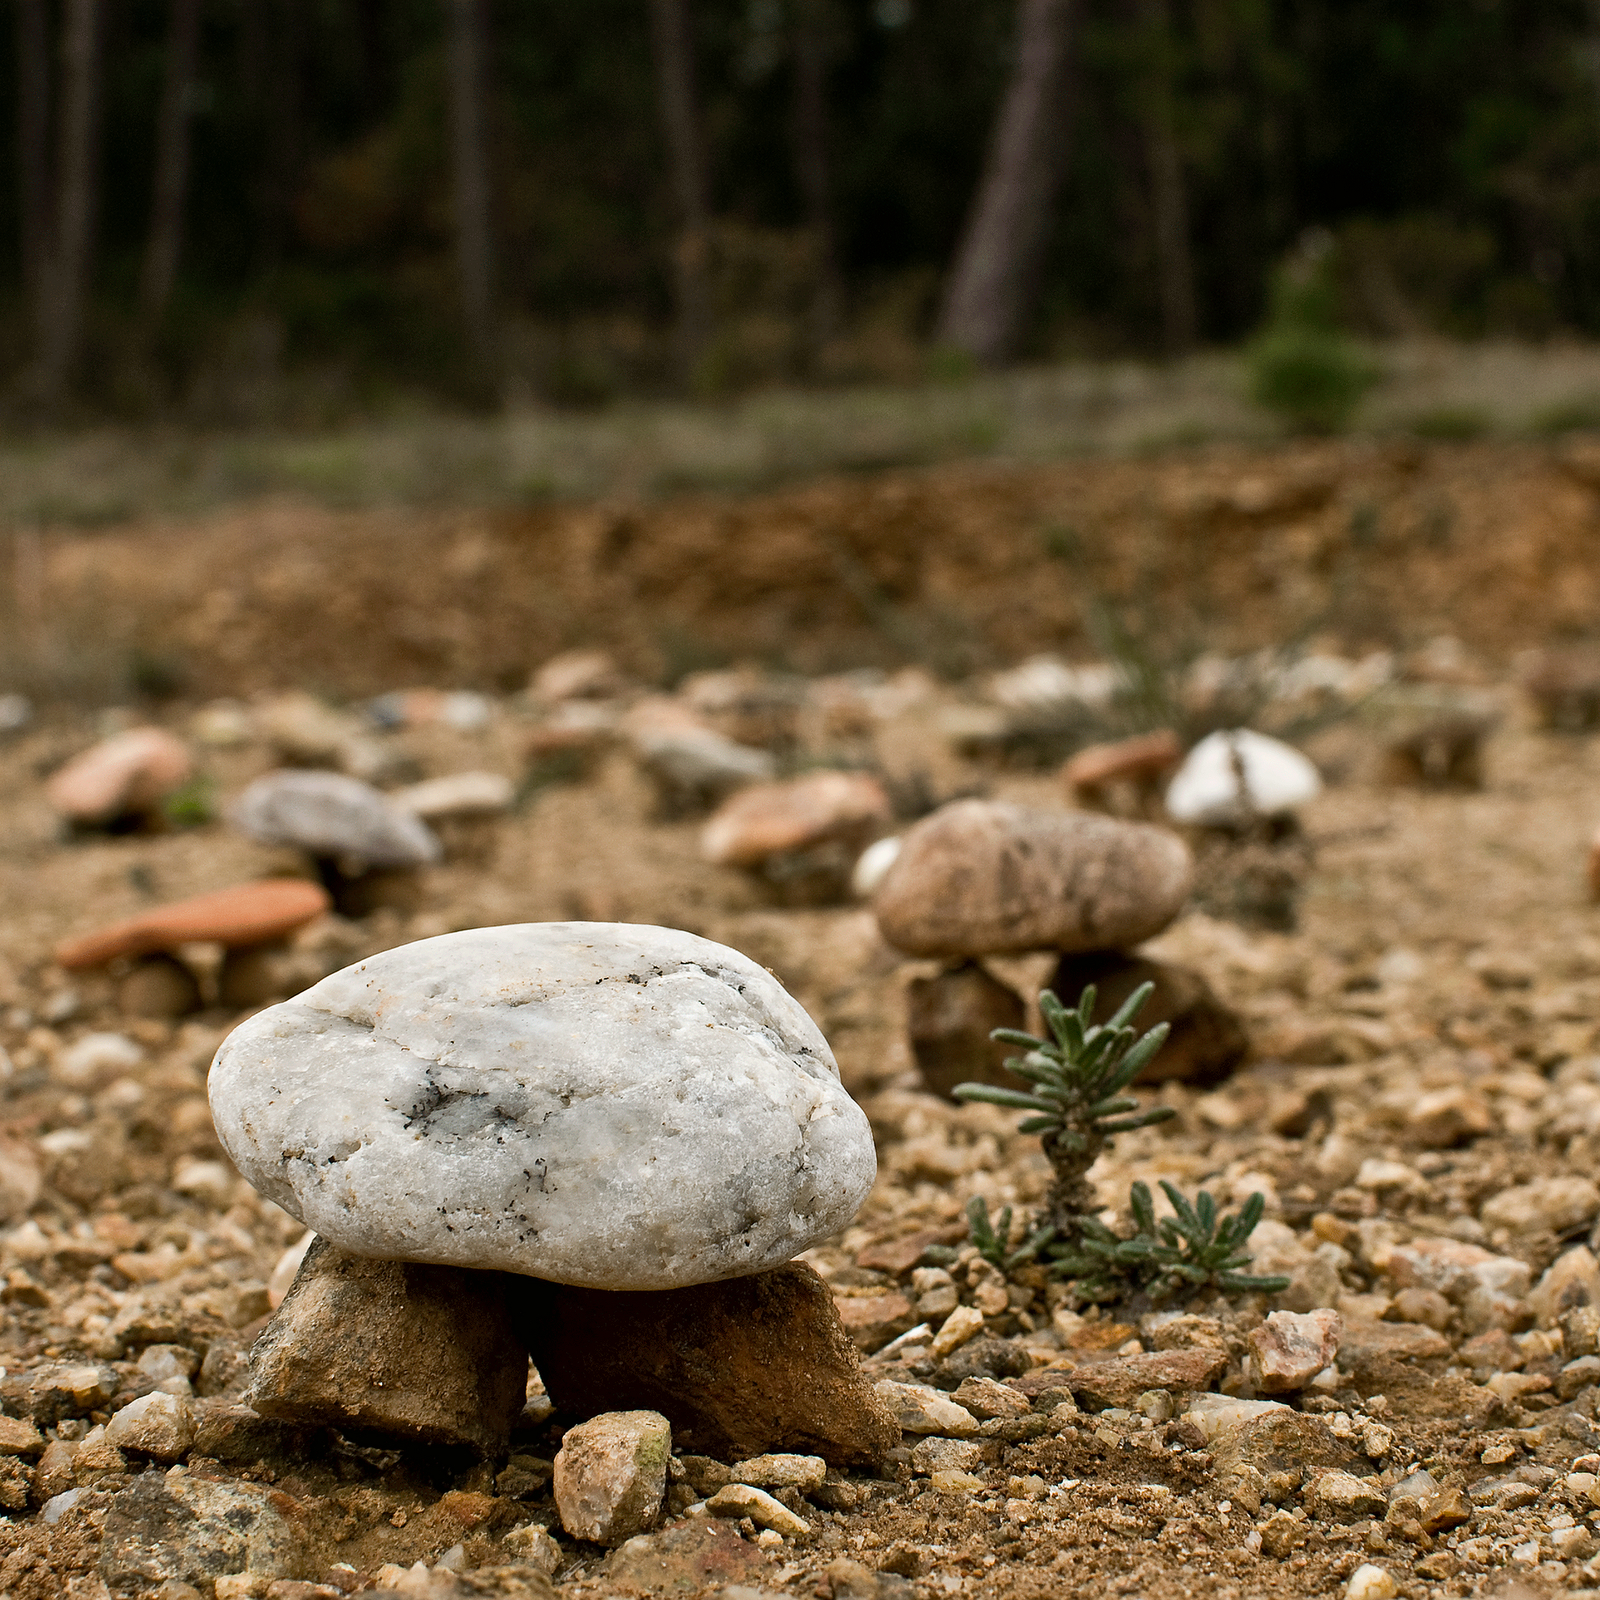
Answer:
2, 639, 1600, 1598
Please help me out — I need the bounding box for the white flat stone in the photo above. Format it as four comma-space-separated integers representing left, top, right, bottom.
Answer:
209, 923, 876, 1290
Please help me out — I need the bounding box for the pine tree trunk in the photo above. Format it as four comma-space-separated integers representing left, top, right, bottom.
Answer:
1138, 0, 1195, 354
139, 0, 202, 339
648, 0, 713, 381
37, 0, 105, 409
792, 0, 841, 350
936, 0, 1077, 365
445, 0, 497, 386
16, 0, 50, 325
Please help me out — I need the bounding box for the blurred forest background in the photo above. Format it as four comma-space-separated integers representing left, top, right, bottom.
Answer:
6, 0, 1600, 424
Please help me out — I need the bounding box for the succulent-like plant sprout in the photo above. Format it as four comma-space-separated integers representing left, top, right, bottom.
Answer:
955, 982, 1175, 1234
956, 984, 1288, 1303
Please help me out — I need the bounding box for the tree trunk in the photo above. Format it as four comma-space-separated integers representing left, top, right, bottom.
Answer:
258, 0, 301, 272
1137, 0, 1195, 353
936, 0, 1077, 365
445, 0, 497, 384
648, 0, 713, 381
16, 0, 50, 323
792, 0, 841, 350
139, 0, 202, 339
37, 0, 105, 409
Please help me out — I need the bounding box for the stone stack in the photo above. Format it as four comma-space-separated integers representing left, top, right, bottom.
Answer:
869, 799, 1245, 1093
209, 923, 898, 1485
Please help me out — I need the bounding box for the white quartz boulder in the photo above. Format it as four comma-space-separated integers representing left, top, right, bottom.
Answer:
1165, 729, 1322, 825
208, 923, 875, 1290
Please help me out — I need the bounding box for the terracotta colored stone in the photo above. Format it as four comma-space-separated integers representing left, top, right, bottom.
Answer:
515, 1262, 899, 1467
56, 880, 331, 971
1062, 730, 1182, 807
1047, 950, 1248, 1085
46, 727, 191, 825
701, 771, 892, 868
907, 961, 1026, 1099
243, 1239, 529, 1455
872, 800, 1192, 959
833, 1291, 916, 1353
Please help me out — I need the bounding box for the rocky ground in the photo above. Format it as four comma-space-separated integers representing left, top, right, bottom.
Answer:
5, 467, 1600, 1597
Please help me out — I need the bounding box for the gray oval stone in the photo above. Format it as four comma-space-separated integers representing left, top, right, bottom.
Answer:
230, 770, 440, 868
208, 923, 876, 1290
871, 799, 1192, 958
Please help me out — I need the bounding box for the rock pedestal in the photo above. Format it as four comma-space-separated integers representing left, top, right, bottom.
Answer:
243, 1239, 528, 1455
906, 962, 1024, 1099
515, 1262, 898, 1467
1047, 950, 1248, 1085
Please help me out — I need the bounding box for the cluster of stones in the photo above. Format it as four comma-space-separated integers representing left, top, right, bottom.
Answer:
866, 798, 1247, 1094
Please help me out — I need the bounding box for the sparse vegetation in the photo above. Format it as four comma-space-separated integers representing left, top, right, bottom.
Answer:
957, 985, 1287, 1304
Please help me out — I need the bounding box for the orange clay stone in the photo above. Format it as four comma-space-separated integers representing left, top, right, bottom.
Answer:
45, 728, 192, 824
701, 771, 892, 868
56, 879, 330, 970
1061, 729, 1182, 795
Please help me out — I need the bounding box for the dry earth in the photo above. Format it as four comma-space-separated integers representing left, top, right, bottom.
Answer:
3, 442, 1600, 1598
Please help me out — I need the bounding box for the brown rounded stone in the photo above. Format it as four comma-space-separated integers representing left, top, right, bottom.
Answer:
46, 727, 191, 825
56, 879, 330, 971
515, 1261, 898, 1467
872, 800, 1192, 958
701, 771, 892, 867
907, 960, 1025, 1099
118, 955, 203, 1020
1047, 950, 1248, 1085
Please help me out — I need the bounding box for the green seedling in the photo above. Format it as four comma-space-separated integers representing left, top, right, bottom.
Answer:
956, 983, 1288, 1304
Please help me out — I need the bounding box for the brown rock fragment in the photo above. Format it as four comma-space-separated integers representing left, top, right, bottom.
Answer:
1062, 730, 1182, 814
834, 1292, 916, 1353
1064, 1348, 1226, 1411
1406, 1086, 1493, 1148
1248, 1309, 1342, 1393
243, 1239, 528, 1454
1047, 951, 1248, 1085
906, 961, 1025, 1099
516, 1262, 898, 1467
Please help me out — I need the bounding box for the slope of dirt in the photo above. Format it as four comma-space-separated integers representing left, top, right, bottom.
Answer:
10, 437, 1600, 701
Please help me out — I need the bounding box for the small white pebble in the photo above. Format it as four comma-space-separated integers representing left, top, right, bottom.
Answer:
1345, 1563, 1397, 1600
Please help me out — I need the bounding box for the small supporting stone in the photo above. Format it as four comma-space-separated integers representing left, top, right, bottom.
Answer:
906, 961, 1025, 1100
1048, 950, 1248, 1086
243, 1238, 528, 1455
516, 1262, 897, 1468
118, 954, 202, 1020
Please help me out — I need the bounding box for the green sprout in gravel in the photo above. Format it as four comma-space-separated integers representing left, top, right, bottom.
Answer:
955, 983, 1288, 1304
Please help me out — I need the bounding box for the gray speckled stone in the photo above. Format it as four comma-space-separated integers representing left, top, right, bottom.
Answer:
208, 923, 875, 1290
229, 769, 440, 868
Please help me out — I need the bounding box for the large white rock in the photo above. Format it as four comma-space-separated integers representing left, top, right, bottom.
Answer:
1165, 729, 1322, 825
208, 923, 875, 1290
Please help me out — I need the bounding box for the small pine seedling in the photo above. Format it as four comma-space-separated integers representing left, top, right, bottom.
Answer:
954, 982, 1287, 1304
954, 982, 1175, 1235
